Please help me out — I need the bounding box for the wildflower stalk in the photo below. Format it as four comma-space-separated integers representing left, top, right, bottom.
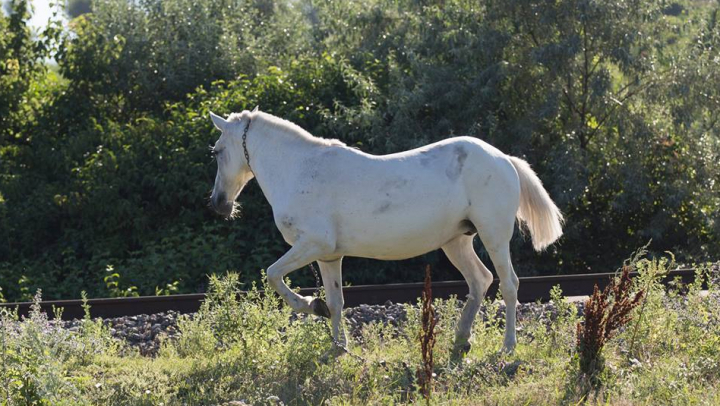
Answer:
627, 290, 648, 356
576, 266, 645, 379
627, 254, 672, 355
1, 311, 7, 404
418, 265, 437, 404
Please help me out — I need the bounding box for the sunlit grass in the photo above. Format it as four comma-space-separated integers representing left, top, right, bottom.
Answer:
1, 259, 719, 405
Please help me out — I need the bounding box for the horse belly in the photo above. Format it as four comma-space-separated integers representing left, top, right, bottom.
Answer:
335, 197, 468, 260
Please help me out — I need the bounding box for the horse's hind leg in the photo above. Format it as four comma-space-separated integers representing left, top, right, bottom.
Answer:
442, 235, 494, 361
317, 258, 347, 347
476, 225, 519, 353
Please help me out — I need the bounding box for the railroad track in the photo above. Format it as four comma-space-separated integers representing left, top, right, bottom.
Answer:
0, 269, 698, 321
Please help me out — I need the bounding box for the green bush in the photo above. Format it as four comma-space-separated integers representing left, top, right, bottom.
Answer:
0, 290, 118, 405
0, 0, 719, 300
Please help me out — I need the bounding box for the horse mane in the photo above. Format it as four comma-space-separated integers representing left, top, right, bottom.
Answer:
228, 111, 346, 147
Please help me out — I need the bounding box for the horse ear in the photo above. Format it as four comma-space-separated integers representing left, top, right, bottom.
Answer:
251, 105, 259, 113
209, 111, 227, 131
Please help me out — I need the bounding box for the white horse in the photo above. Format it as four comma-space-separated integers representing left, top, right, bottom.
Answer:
209, 108, 563, 358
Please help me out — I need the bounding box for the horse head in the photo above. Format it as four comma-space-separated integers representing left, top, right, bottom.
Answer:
208, 109, 257, 218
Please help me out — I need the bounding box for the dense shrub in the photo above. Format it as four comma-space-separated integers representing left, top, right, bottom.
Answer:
0, 0, 718, 300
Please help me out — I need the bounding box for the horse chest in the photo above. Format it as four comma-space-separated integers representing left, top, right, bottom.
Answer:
274, 213, 301, 245
273, 206, 326, 246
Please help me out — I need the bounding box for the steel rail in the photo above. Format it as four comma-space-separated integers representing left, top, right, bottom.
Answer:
0, 269, 698, 321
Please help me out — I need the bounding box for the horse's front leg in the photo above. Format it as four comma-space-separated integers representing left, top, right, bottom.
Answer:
266, 241, 334, 317
317, 258, 347, 347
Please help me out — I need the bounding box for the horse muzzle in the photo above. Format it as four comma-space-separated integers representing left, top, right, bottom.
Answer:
210, 193, 234, 217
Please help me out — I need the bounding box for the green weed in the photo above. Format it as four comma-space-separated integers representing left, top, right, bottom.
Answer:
0, 257, 718, 405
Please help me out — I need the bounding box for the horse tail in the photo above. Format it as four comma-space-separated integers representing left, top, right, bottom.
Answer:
508, 156, 564, 251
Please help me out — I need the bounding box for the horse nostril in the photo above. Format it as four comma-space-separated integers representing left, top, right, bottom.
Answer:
211, 192, 228, 214
215, 192, 226, 206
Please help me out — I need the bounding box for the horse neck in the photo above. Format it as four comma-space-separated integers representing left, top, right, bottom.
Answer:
249, 122, 315, 204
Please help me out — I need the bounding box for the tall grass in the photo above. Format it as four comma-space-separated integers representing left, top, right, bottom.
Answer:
0, 257, 718, 405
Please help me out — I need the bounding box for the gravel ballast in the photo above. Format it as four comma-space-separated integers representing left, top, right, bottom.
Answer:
52, 299, 585, 356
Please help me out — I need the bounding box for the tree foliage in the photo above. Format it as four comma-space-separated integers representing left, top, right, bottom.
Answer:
65, 0, 92, 18
0, 0, 718, 301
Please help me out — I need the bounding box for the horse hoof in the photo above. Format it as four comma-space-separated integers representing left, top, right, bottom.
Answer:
311, 298, 331, 318
450, 342, 471, 362
457, 342, 471, 354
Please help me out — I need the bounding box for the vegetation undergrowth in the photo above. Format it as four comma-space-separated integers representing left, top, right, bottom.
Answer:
576, 265, 645, 382
2, 0, 720, 300
0, 256, 719, 405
